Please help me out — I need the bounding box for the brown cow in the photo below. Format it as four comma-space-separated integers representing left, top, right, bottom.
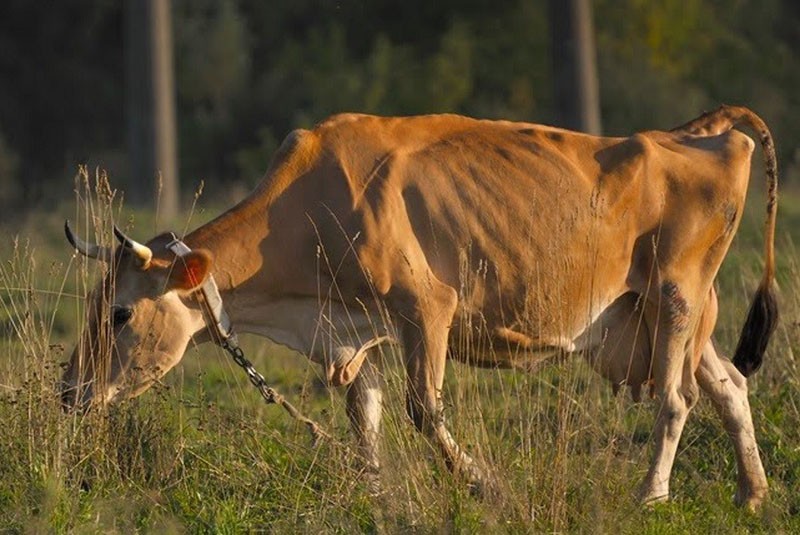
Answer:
61, 106, 777, 509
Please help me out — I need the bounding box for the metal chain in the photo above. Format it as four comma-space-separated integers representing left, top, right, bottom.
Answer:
219, 337, 331, 446
221, 338, 283, 405
168, 235, 331, 446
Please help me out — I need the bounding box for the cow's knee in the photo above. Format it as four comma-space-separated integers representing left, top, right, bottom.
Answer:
681, 375, 700, 410
664, 385, 691, 412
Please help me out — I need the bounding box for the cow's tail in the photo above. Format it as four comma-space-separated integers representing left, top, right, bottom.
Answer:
673, 105, 778, 377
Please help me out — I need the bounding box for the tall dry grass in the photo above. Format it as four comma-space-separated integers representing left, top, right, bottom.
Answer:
0, 169, 798, 532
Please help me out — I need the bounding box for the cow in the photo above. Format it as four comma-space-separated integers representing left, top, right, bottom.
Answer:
61, 105, 777, 509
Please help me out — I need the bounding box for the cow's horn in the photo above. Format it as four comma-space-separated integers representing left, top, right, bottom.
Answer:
113, 225, 153, 268
64, 220, 113, 262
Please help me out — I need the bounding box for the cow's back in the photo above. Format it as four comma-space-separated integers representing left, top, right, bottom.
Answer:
308, 115, 640, 337
257, 114, 755, 354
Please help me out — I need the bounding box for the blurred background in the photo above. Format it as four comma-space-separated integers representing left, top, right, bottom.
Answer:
1, 3, 799, 530
0, 0, 798, 221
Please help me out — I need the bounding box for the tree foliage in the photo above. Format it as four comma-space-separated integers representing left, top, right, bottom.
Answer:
0, 0, 797, 209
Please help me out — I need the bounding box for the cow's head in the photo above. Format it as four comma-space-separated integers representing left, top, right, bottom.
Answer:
61, 222, 212, 409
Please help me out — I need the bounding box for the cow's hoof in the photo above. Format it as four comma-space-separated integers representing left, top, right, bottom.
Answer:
465, 467, 499, 500
734, 487, 767, 512
360, 466, 383, 497
638, 487, 669, 507
640, 494, 669, 507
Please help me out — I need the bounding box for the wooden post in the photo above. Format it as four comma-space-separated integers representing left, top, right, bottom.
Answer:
549, 0, 602, 134
126, 0, 179, 220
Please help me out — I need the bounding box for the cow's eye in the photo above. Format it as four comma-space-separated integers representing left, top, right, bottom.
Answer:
111, 306, 133, 327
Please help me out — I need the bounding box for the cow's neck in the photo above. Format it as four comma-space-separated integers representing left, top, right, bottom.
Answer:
183, 191, 269, 286
179, 192, 311, 348
181, 143, 308, 293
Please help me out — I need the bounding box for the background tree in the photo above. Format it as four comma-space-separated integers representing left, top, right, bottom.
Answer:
127, 0, 179, 220
549, 0, 602, 134
0, 0, 797, 216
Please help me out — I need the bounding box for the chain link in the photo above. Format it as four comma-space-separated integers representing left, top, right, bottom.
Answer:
221, 338, 284, 406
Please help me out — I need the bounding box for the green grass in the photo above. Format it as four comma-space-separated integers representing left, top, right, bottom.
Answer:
1, 171, 799, 533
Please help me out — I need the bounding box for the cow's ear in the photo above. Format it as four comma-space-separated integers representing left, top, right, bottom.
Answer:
168, 249, 213, 292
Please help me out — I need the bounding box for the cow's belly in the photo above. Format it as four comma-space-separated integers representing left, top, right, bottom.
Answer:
447, 288, 628, 370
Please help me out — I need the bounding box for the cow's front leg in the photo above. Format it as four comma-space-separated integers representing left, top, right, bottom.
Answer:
346, 356, 384, 495
399, 279, 487, 494
696, 340, 768, 510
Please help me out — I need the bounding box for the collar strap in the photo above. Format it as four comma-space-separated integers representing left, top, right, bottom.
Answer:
166, 235, 236, 345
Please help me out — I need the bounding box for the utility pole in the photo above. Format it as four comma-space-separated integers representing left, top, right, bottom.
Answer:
549, 0, 602, 134
126, 0, 179, 220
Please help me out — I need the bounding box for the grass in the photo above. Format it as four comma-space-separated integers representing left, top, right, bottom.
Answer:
1, 168, 799, 533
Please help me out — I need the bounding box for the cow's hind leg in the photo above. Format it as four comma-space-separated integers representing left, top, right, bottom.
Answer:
398, 276, 487, 494
639, 284, 701, 504
697, 340, 768, 510
346, 356, 384, 494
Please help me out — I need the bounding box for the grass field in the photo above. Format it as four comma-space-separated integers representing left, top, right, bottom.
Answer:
1, 171, 799, 533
